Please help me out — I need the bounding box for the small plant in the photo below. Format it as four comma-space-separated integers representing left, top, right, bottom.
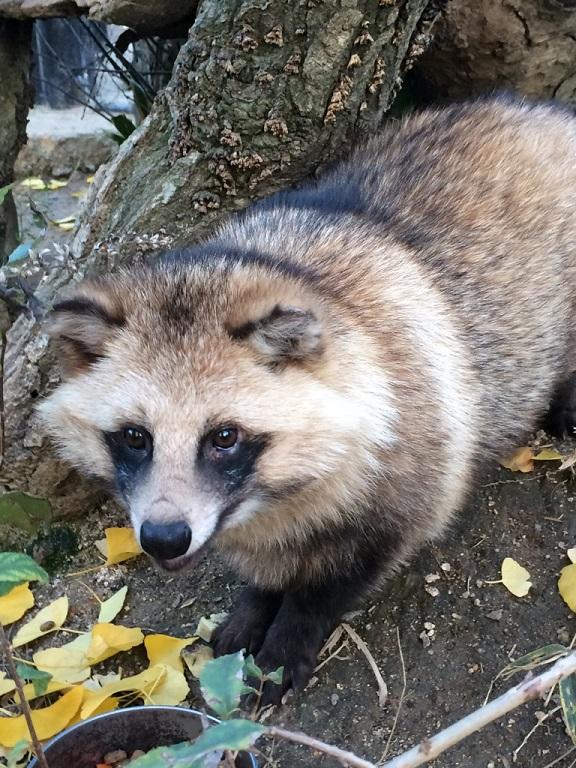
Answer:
0, 552, 50, 768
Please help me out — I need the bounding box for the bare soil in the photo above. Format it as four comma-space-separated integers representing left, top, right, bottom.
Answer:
8, 181, 576, 768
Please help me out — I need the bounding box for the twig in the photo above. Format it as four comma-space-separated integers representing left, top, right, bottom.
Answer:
381, 653, 576, 768
542, 746, 576, 768
0, 621, 49, 768
342, 623, 388, 707
266, 726, 377, 768
512, 706, 560, 762
379, 627, 407, 764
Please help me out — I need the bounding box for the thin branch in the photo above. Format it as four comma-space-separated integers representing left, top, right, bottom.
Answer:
342, 623, 388, 707
380, 627, 407, 763
381, 653, 576, 768
0, 621, 48, 768
266, 726, 377, 768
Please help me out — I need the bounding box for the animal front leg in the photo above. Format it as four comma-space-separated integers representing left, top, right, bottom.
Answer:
212, 586, 283, 658
253, 574, 368, 707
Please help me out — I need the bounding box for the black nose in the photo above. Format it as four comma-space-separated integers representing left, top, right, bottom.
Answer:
140, 520, 192, 560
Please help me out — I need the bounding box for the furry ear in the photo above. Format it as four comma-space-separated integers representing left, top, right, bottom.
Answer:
48, 292, 125, 376
231, 306, 323, 363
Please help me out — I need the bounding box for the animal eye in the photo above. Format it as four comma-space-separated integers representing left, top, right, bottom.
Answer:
122, 426, 149, 451
211, 427, 238, 451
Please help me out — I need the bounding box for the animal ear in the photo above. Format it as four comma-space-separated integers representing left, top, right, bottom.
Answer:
231, 306, 323, 363
47, 289, 125, 376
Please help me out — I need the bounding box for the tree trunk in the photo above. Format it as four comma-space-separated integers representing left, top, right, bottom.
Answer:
0, 19, 32, 263
414, 0, 576, 105
3, 0, 440, 519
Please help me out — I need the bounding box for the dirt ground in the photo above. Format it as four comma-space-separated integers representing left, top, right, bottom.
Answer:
7, 180, 576, 768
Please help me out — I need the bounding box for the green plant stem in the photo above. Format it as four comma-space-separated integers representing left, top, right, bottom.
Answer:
0, 621, 49, 768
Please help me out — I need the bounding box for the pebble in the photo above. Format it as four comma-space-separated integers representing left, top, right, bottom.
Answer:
103, 750, 127, 765
331, 693, 339, 705
486, 609, 503, 621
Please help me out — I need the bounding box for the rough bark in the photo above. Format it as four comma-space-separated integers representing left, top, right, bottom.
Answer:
0, 20, 32, 263
0, 0, 198, 35
3, 0, 439, 519
414, 0, 576, 104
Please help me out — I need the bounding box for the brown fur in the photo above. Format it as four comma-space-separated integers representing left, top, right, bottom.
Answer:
39, 96, 576, 702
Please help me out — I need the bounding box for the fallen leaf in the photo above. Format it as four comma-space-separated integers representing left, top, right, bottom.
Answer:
501, 557, 532, 597
46, 179, 68, 190
534, 448, 563, 462
144, 634, 196, 673
568, 548, 576, 564
560, 452, 576, 471
95, 527, 142, 565
19, 177, 46, 190
0, 673, 16, 697
86, 175, 95, 184
0, 583, 34, 626
499, 447, 534, 473
97, 585, 128, 624
85, 623, 144, 664
0, 686, 83, 748
195, 613, 227, 643
183, 646, 214, 678
33, 633, 92, 684
559, 564, 576, 612
12, 596, 68, 647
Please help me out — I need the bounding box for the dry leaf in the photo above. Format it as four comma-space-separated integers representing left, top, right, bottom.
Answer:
97, 586, 128, 624
0, 686, 83, 748
85, 623, 144, 664
534, 448, 563, 462
86, 175, 95, 184
46, 179, 68, 190
560, 452, 576, 471
12, 596, 68, 647
501, 557, 532, 597
0, 673, 16, 697
144, 634, 196, 673
95, 527, 142, 565
559, 563, 576, 612
0, 583, 34, 626
499, 447, 534, 473
20, 177, 46, 190
568, 548, 576, 564
183, 646, 214, 678
33, 633, 92, 684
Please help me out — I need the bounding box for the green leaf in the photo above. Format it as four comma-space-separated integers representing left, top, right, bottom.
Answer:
0, 552, 48, 595
111, 114, 136, 140
15, 662, 52, 696
7, 243, 32, 264
199, 651, 252, 718
128, 721, 264, 768
500, 644, 568, 680
0, 492, 53, 534
6, 739, 28, 768
561, 674, 576, 744
243, 654, 263, 681
264, 666, 284, 686
0, 182, 15, 206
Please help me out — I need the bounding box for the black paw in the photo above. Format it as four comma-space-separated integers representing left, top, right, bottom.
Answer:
212, 587, 282, 658
253, 644, 317, 708
546, 373, 576, 439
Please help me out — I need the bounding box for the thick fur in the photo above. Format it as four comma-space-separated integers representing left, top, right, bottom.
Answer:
39, 96, 576, 704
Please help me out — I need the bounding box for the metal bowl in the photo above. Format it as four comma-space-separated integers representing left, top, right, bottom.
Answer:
28, 705, 258, 767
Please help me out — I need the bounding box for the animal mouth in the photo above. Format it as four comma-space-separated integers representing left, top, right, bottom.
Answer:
155, 546, 206, 572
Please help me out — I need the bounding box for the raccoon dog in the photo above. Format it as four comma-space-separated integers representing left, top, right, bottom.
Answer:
40, 97, 576, 704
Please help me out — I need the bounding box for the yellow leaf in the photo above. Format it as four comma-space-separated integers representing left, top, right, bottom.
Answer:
501, 557, 532, 597
97, 585, 128, 623
22, 680, 69, 701
0, 686, 83, 748
499, 447, 534, 473
0, 583, 34, 626
568, 548, 576, 564
183, 645, 213, 679
534, 448, 563, 462
559, 563, 576, 612
12, 596, 68, 648
79, 664, 187, 718
0, 673, 16, 697
86, 175, 95, 184
20, 177, 47, 190
85, 623, 144, 664
46, 179, 68, 190
56, 221, 75, 231
71, 688, 119, 724
144, 634, 195, 673
33, 633, 91, 684
95, 527, 142, 565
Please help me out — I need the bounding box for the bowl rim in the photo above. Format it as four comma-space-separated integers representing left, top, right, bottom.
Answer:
28, 705, 258, 767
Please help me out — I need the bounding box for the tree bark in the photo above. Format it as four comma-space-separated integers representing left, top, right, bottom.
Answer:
0, 19, 32, 263
414, 0, 576, 105
3, 0, 440, 518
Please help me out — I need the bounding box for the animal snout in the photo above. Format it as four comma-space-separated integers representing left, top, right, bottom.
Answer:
140, 520, 192, 561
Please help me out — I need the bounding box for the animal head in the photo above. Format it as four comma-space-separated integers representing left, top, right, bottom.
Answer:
39, 252, 396, 570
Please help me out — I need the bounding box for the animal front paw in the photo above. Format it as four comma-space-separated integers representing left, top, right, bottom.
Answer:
253, 642, 317, 708
212, 587, 282, 658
